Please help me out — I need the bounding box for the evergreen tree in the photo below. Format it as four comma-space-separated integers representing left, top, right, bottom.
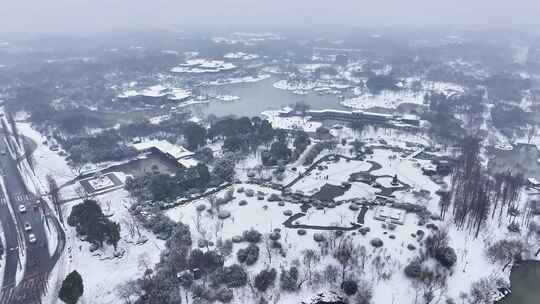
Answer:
59, 271, 84, 304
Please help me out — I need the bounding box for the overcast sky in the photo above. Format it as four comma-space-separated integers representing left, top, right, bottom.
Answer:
2, 0, 540, 35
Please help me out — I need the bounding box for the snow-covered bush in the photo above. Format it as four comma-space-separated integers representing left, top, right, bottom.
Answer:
486, 239, 526, 264
280, 267, 299, 291
404, 260, 422, 278
341, 280, 358, 295
218, 264, 248, 287
254, 268, 277, 292
216, 288, 234, 303
243, 229, 262, 243
435, 246, 457, 268
237, 244, 260, 265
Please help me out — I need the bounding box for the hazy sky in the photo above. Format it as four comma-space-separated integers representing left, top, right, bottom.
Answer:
2, 0, 540, 34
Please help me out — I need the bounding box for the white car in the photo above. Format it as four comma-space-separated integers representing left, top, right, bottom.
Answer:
24, 222, 32, 231
18, 204, 26, 213
28, 234, 37, 244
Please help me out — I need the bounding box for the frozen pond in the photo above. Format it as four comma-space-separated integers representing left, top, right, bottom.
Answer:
189, 76, 348, 117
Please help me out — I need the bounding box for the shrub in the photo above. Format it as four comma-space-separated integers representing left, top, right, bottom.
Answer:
486, 239, 526, 264
425, 229, 449, 257
313, 233, 325, 242
280, 267, 299, 291
216, 288, 234, 303
59, 271, 84, 304
404, 260, 422, 278
243, 229, 262, 243
341, 280, 358, 295
220, 264, 248, 287
254, 268, 277, 292
269, 231, 281, 241
370, 238, 383, 248
237, 244, 260, 265
507, 222, 520, 233
435, 246, 457, 268
268, 193, 281, 202
190, 249, 224, 274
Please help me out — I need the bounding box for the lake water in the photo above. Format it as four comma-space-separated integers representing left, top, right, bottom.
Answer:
500, 260, 540, 304
489, 144, 540, 178
189, 76, 348, 117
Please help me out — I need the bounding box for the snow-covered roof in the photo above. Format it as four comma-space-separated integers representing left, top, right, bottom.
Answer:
177, 157, 199, 168
132, 140, 194, 159
528, 177, 540, 186
307, 109, 352, 115
353, 110, 394, 118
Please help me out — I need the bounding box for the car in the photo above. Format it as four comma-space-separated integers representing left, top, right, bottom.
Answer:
18, 204, 26, 213
24, 222, 32, 231
0, 150, 6, 155
28, 234, 37, 244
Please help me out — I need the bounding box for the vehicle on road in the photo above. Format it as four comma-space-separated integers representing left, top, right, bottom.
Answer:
0, 150, 6, 155
18, 204, 26, 213
28, 234, 37, 244
24, 222, 32, 231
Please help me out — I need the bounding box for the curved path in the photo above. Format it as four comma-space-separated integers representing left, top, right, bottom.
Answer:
283, 212, 362, 231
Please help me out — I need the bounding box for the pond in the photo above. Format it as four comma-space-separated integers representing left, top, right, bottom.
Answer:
189, 76, 348, 117
489, 144, 540, 177
500, 260, 540, 304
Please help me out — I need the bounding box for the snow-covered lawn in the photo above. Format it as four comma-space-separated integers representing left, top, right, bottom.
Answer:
290, 158, 371, 195
53, 187, 165, 304
342, 89, 426, 110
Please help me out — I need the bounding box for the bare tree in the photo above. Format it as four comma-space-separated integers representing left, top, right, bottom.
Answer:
116, 280, 142, 304
302, 249, 320, 283
526, 124, 538, 144
358, 245, 368, 272
333, 236, 358, 281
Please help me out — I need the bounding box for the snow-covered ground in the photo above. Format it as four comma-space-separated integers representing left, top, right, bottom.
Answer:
170, 59, 236, 74
16, 122, 76, 191
223, 52, 260, 60
118, 84, 191, 101
261, 111, 322, 132
290, 158, 371, 195
273, 79, 318, 91
158, 117, 535, 304
215, 94, 240, 102
342, 89, 426, 110
52, 186, 165, 304
12, 118, 170, 304
206, 74, 271, 85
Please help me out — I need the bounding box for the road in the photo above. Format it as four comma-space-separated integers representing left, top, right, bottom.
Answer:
0, 134, 55, 304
